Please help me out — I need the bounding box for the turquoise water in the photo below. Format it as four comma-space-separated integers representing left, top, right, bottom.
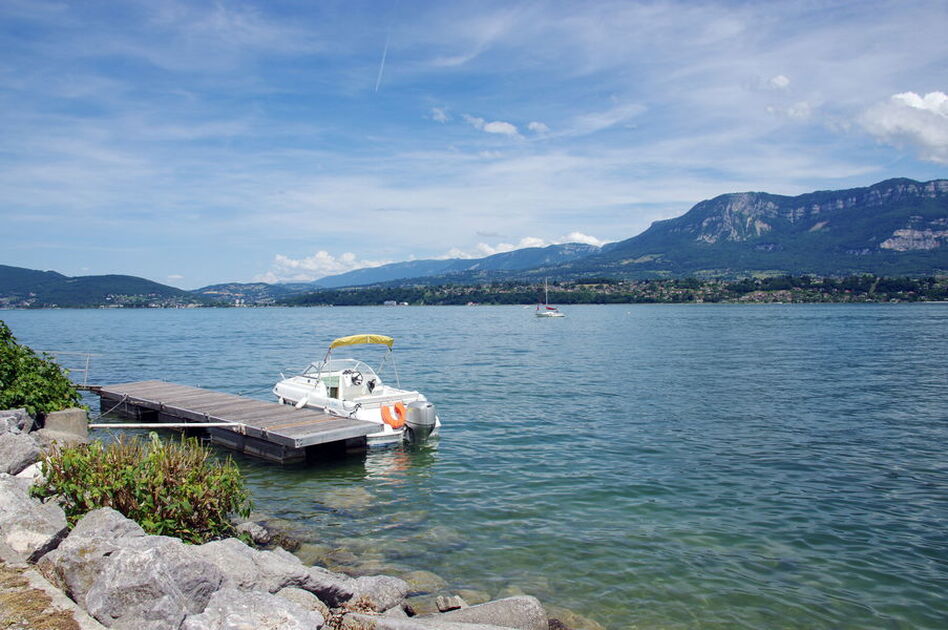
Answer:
3, 304, 947, 629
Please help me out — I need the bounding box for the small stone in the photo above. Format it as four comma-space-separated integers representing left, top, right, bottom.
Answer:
436, 594, 468, 612
235, 520, 271, 545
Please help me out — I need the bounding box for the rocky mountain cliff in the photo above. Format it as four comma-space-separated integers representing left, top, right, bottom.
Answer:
564, 178, 948, 278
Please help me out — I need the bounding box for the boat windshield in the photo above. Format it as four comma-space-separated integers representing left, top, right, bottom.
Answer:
302, 358, 379, 381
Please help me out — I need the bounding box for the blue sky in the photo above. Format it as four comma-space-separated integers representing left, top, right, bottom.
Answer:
1, 0, 946, 288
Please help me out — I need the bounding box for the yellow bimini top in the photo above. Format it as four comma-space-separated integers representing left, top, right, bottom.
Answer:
329, 334, 395, 350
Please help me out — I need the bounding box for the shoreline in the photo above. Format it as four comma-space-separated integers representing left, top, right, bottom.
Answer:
0, 407, 606, 630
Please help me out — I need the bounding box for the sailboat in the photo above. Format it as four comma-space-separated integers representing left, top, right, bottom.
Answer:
535, 279, 566, 318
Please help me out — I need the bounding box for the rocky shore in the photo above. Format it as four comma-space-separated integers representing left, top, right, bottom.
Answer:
0, 408, 601, 630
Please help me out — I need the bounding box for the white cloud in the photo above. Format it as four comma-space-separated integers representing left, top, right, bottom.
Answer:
431, 107, 449, 123
167, 274, 184, 280
561, 231, 608, 247
463, 114, 519, 136
256, 250, 392, 283
483, 121, 519, 135
766, 101, 812, 120
463, 114, 486, 130
527, 121, 550, 133
769, 74, 790, 89
443, 232, 608, 259
862, 91, 948, 163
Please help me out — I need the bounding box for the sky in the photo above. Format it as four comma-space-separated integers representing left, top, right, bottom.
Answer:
1, 0, 946, 289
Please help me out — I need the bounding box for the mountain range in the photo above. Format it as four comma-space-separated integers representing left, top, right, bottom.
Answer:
2, 177, 946, 307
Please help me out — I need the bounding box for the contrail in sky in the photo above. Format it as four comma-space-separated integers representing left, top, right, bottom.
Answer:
374, 30, 391, 93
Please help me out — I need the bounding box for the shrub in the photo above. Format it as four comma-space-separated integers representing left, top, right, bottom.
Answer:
33, 433, 252, 544
0, 320, 82, 417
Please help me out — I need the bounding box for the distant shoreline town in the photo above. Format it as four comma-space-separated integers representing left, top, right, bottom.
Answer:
3, 275, 947, 309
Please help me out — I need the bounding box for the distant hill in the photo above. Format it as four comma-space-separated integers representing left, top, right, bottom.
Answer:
192, 282, 301, 304
314, 242, 601, 288
559, 178, 948, 279
0, 265, 199, 308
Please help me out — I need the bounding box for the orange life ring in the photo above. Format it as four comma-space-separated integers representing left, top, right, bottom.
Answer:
381, 404, 406, 429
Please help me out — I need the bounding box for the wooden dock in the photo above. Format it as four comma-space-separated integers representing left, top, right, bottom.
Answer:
96, 380, 378, 464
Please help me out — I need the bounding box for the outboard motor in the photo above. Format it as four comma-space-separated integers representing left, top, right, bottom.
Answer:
405, 401, 437, 441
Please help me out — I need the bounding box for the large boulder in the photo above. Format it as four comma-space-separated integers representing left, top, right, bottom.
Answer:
181, 587, 325, 630
301, 565, 408, 612
39, 508, 223, 629
0, 473, 68, 562
0, 431, 41, 474
0, 408, 32, 434
191, 538, 311, 593
38, 508, 148, 600
416, 596, 548, 630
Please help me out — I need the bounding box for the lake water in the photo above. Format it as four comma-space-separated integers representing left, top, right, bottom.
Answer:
3, 304, 947, 629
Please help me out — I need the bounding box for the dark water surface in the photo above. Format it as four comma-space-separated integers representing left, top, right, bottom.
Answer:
4, 304, 947, 629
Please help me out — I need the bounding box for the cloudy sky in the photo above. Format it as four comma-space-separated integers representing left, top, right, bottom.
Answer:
2, 0, 946, 288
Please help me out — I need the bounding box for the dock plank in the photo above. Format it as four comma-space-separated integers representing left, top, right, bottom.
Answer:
98, 380, 377, 450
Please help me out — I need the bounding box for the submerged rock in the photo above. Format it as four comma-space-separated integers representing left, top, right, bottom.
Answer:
0, 474, 68, 563
400, 569, 449, 595
543, 604, 606, 630
181, 587, 325, 630
319, 486, 375, 511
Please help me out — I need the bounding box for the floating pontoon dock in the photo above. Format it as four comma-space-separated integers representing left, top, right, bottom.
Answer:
96, 380, 377, 464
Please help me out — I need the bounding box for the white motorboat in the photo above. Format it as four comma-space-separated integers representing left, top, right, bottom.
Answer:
273, 334, 440, 446
535, 279, 566, 318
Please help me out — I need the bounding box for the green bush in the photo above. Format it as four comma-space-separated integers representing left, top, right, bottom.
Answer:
33, 433, 252, 544
0, 320, 82, 417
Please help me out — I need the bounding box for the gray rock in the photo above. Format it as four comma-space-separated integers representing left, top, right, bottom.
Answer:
350, 575, 410, 612
340, 612, 513, 630
181, 587, 325, 630
43, 408, 89, 440
83, 535, 223, 628
275, 586, 331, 620
33, 428, 89, 449
437, 594, 468, 612
39, 508, 222, 628
0, 408, 32, 434
235, 520, 271, 545
191, 537, 311, 594
15, 461, 46, 485
38, 507, 149, 598
417, 596, 548, 630
0, 473, 68, 562
0, 431, 41, 474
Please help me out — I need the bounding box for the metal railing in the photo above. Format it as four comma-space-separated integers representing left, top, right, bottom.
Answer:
36, 351, 99, 387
